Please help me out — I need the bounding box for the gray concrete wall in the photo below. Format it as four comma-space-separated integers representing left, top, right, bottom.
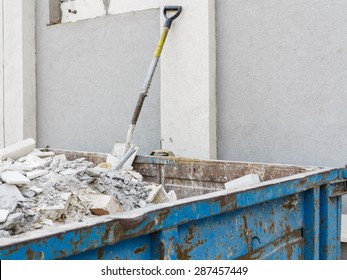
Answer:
36, 1, 161, 155
217, 0, 347, 167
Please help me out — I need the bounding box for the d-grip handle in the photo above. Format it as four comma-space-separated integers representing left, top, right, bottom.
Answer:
163, 6, 183, 29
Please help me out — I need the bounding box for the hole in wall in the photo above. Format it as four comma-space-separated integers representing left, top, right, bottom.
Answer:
49, 0, 62, 25
49, 0, 110, 25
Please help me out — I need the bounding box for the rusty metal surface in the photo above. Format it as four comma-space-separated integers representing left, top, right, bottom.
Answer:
133, 155, 317, 189
0, 149, 344, 260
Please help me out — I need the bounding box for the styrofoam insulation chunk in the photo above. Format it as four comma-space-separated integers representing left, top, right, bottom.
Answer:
1, 171, 31, 185
0, 138, 35, 161
0, 183, 25, 202
26, 170, 49, 180
225, 174, 261, 190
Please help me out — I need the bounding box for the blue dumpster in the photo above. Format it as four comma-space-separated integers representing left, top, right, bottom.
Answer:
0, 150, 346, 260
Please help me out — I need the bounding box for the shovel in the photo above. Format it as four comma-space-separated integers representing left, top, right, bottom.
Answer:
111, 6, 183, 170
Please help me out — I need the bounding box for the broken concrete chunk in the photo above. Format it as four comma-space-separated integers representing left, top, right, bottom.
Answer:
0, 138, 36, 161
0, 213, 24, 231
0, 152, 159, 236
224, 174, 261, 190
1, 171, 31, 185
138, 200, 147, 208
22, 190, 36, 198
42, 219, 54, 227
60, 169, 77, 176
0, 209, 9, 223
39, 193, 72, 221
0, 230, 10, 238
33, 222, 43, 229
60, 193, 72, 201
0, 183, 26, 202
29, 186, 43, 194
90, 195, 123, 216
26, 170, 49, 180
49, 154, 67, 169
22, 154, 47, 170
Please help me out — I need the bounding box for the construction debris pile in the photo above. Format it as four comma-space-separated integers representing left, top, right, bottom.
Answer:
0, 139, 176, 238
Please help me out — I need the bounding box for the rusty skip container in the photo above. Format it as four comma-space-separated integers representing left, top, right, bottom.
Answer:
0, 150, 346, 260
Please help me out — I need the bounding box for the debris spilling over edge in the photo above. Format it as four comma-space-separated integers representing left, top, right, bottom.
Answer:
0, 139, 176, 237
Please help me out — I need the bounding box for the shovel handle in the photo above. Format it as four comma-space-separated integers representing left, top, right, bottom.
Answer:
163, 6, 182, 29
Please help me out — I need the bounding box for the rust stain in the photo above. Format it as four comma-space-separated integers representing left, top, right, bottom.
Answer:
242, 214, 252, 252
156, 209, 171, 227
134, 244, 148, 255
177, 225, 204, 260
157, 241, 165, 260
218, 194, 237, 209
25, 248, 44, 260
281, 194, 298, 210
238, 229, 303, 260
26, 248, 35, 260
97, 248, 104, 260
268, 221, 275, 233
164, 236, 176, 260
237, 247, 265, 260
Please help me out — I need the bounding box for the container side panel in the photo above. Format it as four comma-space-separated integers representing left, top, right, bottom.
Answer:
177, 195, 304, 260
150, 227, 178, 260
303, 186, 320, 259
320, 184, 342, 259
65, 234, 151, 260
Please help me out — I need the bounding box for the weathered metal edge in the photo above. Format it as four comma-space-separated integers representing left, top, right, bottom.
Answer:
0, 166, 339, 251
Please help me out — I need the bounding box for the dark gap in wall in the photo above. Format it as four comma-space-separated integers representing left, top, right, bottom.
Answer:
49, 0, 62, 25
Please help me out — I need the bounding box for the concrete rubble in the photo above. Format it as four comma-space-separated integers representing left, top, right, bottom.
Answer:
0, 139, 176, 237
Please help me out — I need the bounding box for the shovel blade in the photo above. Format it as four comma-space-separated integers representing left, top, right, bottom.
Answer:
111, 142, 139, 169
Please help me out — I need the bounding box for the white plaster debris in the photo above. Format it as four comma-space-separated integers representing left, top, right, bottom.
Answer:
224, 174, 261, 190
26, 170, 49, 180
39, 193, 72, 221
31, 150, 55, 158
0, 213, 25, 231
146, 185, 170, 204
90, 195, 123, 216
0, 209, 9, 223
0, 149, 169, 238
0, 138, 36, 161
1, 171, 31, 185
21, 154, 48, 169
168, 190, 177, 202
0, 184, 26, 202
29, 186, 43, 194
